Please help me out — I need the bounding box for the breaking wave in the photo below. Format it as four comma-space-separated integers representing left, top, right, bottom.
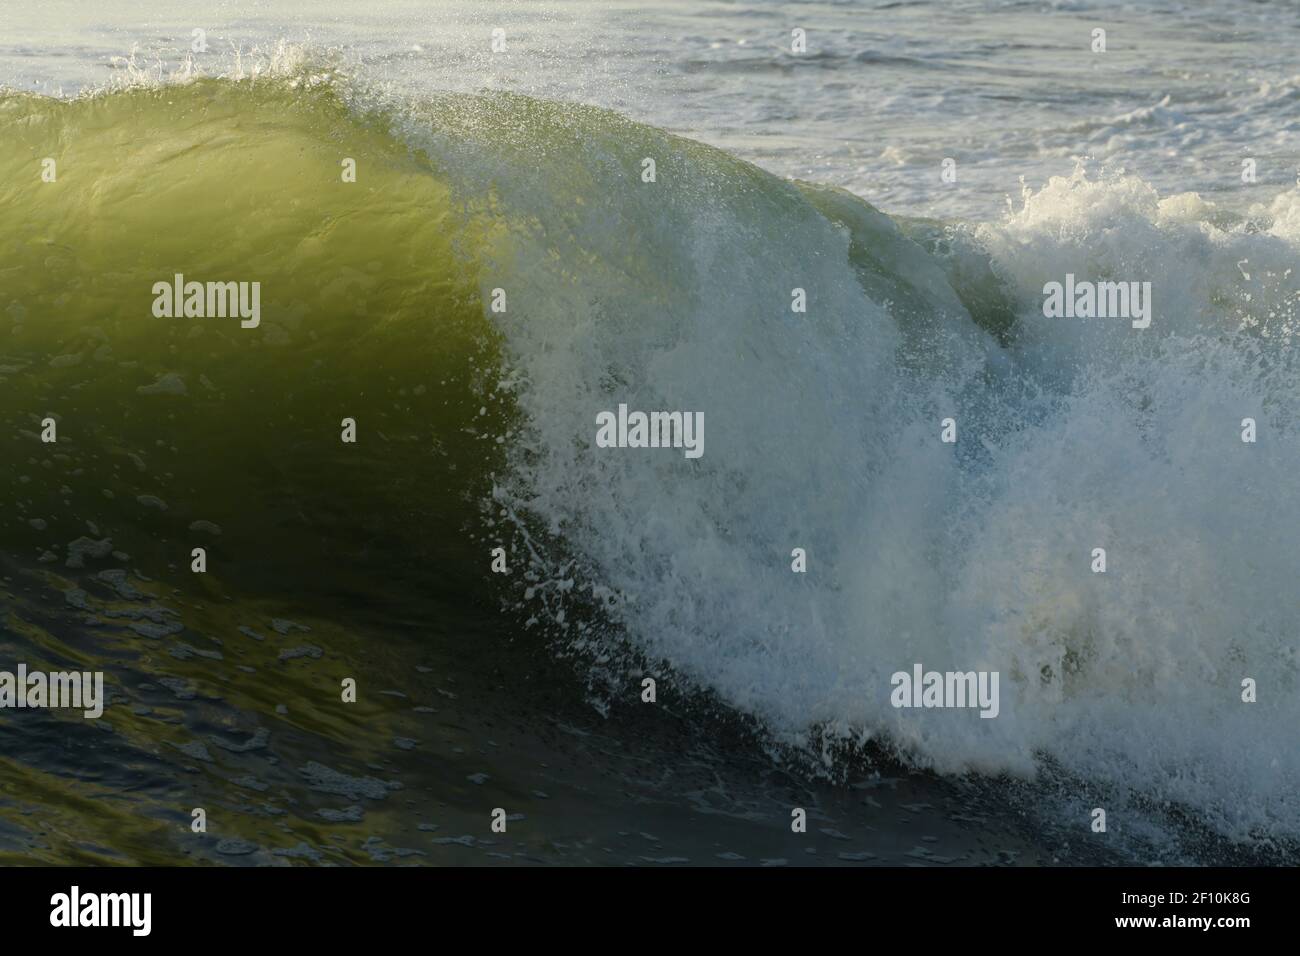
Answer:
3, 56, 1298, 852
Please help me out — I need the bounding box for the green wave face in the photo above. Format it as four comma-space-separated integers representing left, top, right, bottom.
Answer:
1, 79, 510, 605
0, 79, 538, 863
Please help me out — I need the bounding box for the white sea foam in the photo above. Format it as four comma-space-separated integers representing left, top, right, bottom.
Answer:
463, 120, 1300, 847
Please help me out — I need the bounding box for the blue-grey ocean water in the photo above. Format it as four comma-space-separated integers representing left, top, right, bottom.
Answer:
4, 0, 1299, 219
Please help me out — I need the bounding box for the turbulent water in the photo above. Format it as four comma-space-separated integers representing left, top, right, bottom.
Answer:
2, 2, 1299, 865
